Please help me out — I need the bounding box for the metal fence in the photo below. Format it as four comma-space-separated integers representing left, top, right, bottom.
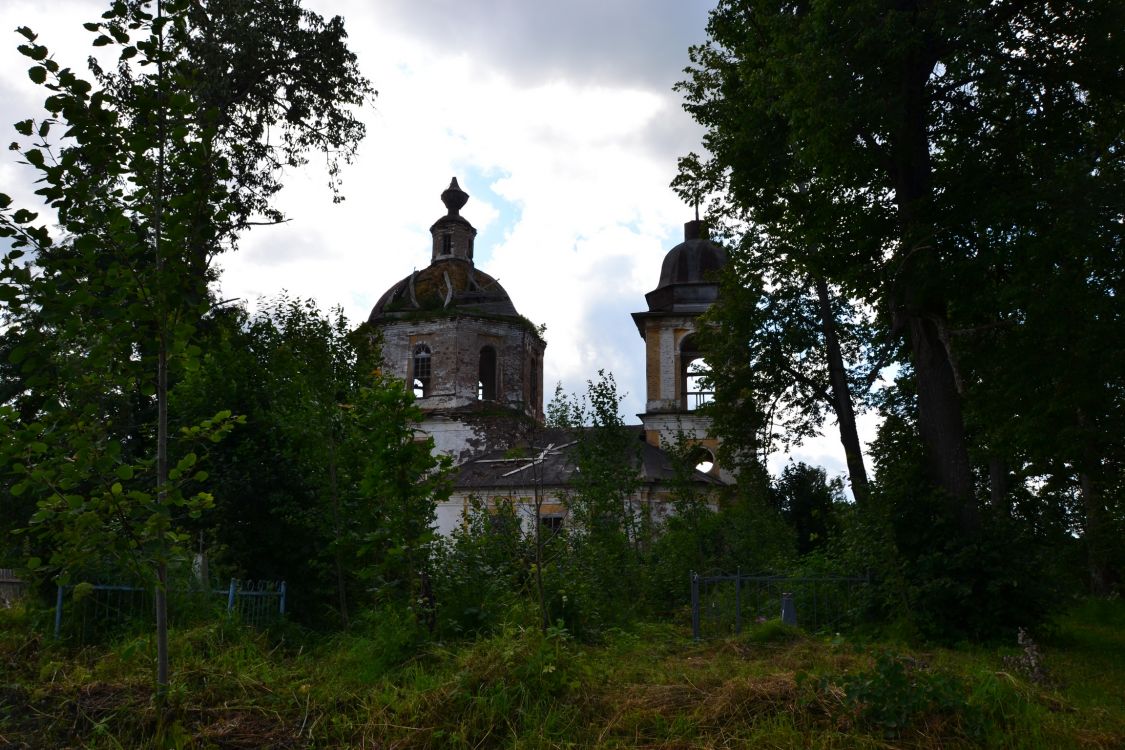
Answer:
53, 578, 286, 641
690, 569, 870, 639
0, 569, 27, 607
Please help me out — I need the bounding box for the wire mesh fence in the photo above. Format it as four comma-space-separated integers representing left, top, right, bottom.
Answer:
690, 570, 870, 639
53, 578, 286, 643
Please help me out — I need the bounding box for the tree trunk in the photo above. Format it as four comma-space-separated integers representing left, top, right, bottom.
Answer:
890, 35, 978, 533
1078, 471, 1111, 596
814, 277, 870, 506
906, 314, 978, 531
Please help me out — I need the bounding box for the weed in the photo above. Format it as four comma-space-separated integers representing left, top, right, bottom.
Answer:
745, 617, 802, 644
829, 651, 970, 739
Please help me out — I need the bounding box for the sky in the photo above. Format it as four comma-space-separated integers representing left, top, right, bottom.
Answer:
0, 0, 880, 488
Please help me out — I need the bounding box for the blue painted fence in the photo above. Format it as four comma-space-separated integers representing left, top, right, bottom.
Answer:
53, 578, 286, 640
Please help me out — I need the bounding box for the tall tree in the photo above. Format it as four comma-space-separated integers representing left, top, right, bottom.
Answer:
693, 231, 883, 504
0, 0, 373, 691
677, 0, 1123, 543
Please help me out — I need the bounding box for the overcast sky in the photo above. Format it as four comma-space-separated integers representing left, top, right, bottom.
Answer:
0, 0, 878, 486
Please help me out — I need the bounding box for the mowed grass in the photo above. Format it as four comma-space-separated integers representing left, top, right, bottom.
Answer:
1, 600, 1124, 749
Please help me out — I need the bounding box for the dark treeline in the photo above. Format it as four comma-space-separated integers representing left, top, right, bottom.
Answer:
674, 0, 1124, 639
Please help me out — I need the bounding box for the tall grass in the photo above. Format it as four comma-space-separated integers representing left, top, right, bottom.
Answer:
1, 599, 1123, 748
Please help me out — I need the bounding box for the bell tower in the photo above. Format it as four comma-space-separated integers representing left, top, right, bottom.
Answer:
631, 219, 728, 477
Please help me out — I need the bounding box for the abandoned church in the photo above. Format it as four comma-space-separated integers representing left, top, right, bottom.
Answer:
366, 179, 731, 534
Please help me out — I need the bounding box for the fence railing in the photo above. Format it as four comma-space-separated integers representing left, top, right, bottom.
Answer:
53, 578, 286, 641
0, 569, 27, 608
690, 569, 870, 639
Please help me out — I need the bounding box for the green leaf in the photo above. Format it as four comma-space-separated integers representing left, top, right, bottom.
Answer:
17, 44, 47, 61
83, 22, 100, 32
192, 470, 208, 482
28, 66, 46, 84
27, 557, 41, 571
14, 120, 33, 136
111, 482, 123, 496
92, 35, 112, 47
10, 482, 27, 497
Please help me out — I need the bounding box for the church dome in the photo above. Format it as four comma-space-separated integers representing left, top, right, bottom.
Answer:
655, 219, 727, 290
367, 259, 518, 323
367, 178, 521, 324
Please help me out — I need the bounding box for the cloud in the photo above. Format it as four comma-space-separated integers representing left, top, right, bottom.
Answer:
366, 0, 715, 89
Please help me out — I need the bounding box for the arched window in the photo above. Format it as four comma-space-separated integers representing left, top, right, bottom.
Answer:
441, 233, 452, 255
694, 447, 715, 475
412, 344, 432, 398
478, 346, 497, 401
680, 335, 713, 410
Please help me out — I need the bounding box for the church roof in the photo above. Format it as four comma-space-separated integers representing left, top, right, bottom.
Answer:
453, 425, 724, 491
367, 258, 519, 323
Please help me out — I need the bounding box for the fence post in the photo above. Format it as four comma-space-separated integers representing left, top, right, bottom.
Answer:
54, 583, 64, 638
227, 578, 237, 614
690, 572, 700, 641
278, 581, 286, 616
781, 592, 797, 626
734, 567, 742, 635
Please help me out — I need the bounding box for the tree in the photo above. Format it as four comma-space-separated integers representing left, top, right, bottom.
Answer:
546, 372, 648, 632
350, 373, 452, 614
695, 238, 882, 504
677, 0, 1123, 600
171, 297, 377, 627
0, 0, 373, 691
771, 461, 844, 556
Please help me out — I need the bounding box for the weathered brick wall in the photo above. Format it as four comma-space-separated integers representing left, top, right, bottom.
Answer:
377, 315, 545, 418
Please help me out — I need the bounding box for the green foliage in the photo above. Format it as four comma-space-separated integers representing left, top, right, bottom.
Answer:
8, 409, 239, 585
771, 461, 845, 555
745, 618, 801, 644
866, 376, 1069, 642
428, 497, 527, 637
831, 652, 969, 739
173, 298, 451, 627
0, 0, 372, 688
350, 373, 452, 608
544, 373, 647, 635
